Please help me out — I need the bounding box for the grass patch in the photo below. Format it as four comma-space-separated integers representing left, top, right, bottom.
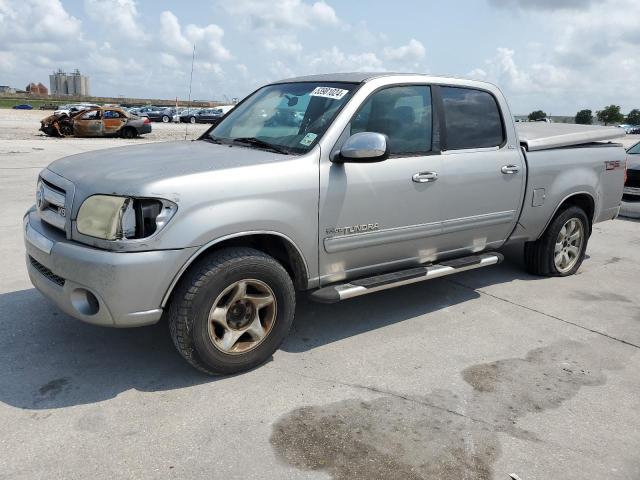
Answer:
0, 98, 66, 109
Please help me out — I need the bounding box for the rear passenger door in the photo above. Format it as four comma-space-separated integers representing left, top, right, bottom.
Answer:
436, 86, 525, 253
102, 110, 127, 136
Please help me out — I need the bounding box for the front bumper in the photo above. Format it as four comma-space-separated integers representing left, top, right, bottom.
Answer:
24, 210, 197, 327
620, 196, 640, 218
620, 186, 640, 218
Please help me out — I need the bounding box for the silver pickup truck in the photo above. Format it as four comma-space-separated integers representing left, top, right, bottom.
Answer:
24, 73, 625, 374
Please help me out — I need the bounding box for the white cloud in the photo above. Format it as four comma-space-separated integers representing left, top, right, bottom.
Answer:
236, 64, 249, 78
0, 0, 81, 42
472, 0, 640, 113
0, 51, 15, 72
308, 46, 384, 73
383, 39, 426, 64
221, 0, 343, 60
159, 11, 231, 61
84, 0, 147, 42
222, 0, 341, 30
264, 36, 303, 55
160, 53, 180, 69
489, 0, 595, 10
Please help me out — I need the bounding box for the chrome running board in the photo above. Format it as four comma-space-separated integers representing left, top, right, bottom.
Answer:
310, 252, 503, 303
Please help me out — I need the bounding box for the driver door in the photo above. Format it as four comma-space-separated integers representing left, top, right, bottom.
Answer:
318, 84, 444, 285
74, 109, 103, 137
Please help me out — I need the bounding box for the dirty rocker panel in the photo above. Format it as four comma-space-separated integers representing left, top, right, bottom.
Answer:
323, 211, 516, 254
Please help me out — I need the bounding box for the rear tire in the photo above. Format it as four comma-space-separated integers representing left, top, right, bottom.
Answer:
189, 116, 196, 124
167, 247, 296, 375
524, 206, 589, 276
121, 127, 136, 139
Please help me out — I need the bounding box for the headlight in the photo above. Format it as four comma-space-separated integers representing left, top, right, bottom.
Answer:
77, 195, 177, 241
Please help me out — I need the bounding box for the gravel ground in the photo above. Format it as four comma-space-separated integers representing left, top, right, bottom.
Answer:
0, 108, 209, 142
1, 109, 639, 480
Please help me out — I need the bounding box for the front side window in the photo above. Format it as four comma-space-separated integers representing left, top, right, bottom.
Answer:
103, 110, 121, 119
80, 110, 100, 120
350, 85, 432, 155
628, 142, 640, 155
209, 82, 357, 154
441, 87, 504, 150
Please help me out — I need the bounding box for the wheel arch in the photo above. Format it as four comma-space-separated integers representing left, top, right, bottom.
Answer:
538, 191, 595, 239
161, 231, 310, 307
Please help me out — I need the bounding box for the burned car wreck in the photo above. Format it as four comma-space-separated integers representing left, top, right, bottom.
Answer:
40, 107, 152, 138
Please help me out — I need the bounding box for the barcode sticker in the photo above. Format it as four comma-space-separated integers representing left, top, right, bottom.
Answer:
309, 87, 349, 100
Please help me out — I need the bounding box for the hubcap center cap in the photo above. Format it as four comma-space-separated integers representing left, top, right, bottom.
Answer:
227, 301, 254, 329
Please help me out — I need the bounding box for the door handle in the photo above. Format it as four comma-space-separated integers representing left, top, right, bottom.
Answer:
501, 165, 520, 174
412, 171, 438, 183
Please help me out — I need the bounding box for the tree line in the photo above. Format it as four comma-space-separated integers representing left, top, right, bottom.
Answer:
527, 107, 640, 126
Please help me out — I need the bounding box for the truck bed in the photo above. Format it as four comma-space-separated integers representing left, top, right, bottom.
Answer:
516, 123, 625, 151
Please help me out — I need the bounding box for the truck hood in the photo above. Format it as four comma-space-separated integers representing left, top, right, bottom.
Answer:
47, 140, 285, 193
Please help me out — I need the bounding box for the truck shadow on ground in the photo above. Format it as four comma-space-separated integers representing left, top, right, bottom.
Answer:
0, 247, 540, 410
0, 288, 209, 410
282, 244, 541, 353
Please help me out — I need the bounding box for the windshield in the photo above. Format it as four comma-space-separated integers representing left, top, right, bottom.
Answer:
628, 142, 640, 155
207, 82, 357, 154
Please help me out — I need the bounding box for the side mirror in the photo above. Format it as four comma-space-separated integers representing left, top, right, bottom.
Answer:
334, 132, 389, 163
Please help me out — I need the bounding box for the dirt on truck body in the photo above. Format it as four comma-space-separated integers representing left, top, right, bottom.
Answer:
40, 107, 152, 138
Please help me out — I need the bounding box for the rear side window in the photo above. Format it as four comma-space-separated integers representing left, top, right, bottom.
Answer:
441, 87, 504, 150
103, 110, 122, 119
350, 85, 432, 155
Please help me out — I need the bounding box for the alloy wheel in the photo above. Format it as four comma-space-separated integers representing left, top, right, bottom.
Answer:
207, 279, 277, 354
554, 218, 584, 273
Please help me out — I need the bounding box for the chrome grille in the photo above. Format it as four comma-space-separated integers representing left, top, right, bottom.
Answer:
37, 179, 67, 231
29, 256, 65, 287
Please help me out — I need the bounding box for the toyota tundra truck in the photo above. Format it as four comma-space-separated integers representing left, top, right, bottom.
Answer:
23, 73, 626, 374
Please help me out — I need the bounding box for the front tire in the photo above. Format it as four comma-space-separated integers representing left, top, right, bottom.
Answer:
524, 206, 589, 276
162, 115, 170, 123
167, 247, 296, 375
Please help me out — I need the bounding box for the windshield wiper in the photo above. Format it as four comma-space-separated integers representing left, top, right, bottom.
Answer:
232, 137, 290, 155
201, 136, 224, 145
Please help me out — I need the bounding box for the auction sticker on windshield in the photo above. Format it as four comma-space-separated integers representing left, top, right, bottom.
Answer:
310, 87, 349, 100
300, 132, 318, 146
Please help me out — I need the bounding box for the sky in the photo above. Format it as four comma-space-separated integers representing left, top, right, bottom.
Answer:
0, 0, 638, 115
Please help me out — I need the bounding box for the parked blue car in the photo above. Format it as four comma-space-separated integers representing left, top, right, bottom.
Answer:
13, 104, 33, 110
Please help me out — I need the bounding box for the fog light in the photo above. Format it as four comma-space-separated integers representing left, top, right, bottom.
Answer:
70, 288, 100, 316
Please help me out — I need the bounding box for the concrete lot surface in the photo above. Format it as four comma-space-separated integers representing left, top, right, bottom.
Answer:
0, 110, 639, 479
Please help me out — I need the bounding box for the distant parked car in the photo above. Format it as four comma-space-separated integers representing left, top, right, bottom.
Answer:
128, 106, 158, 118
179, 108, 205, 124
39, 103, 60, 110
146, 107, 176, 123
213, 105, 235, 115
13, 104, 33, 110
194, 108, 226, 124
172, 107, 187, 122
629, 126, 640, 134
54, 103, 99, 116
